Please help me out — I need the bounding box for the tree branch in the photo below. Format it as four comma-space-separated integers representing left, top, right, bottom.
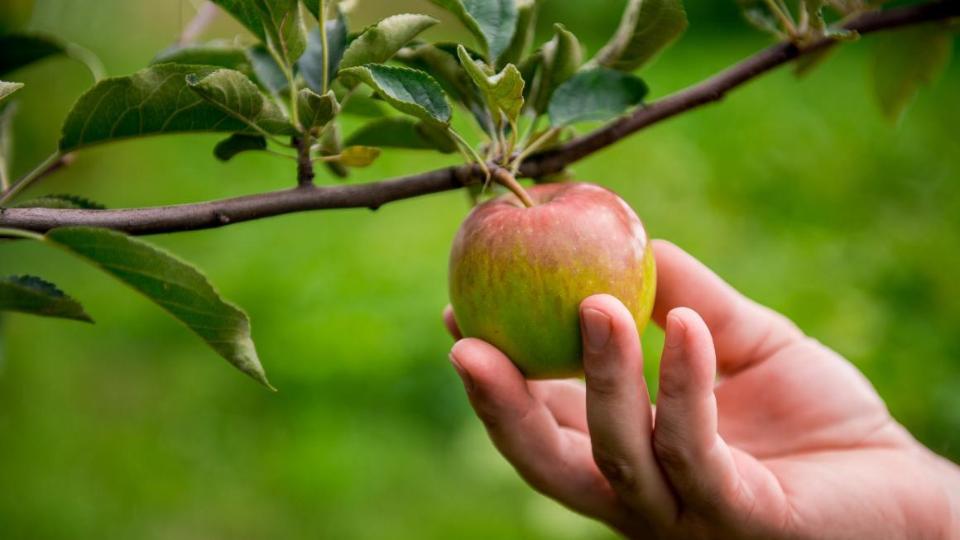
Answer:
0, 1, 956, 235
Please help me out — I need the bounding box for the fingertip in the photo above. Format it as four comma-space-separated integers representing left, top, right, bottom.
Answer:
450, 338, 509, 376
443, 305, 462, 340
579, 294, 637, 338
450, 338, 531, 413
659, 307, 716, 396
664, 309, 687, 350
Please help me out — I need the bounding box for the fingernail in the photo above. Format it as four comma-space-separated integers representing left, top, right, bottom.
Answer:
665, 313, 685, 349
581, 307, 611, 351
449, 351, 474, 393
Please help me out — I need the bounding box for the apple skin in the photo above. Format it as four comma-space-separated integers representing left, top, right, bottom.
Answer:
449, 182, 656, 379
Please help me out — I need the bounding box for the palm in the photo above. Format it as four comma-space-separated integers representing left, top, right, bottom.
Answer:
446, 240, 956, 539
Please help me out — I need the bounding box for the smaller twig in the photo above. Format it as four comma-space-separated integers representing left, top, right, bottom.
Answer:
179, 1, 220, 46
0, 227, 44, 240
64, 43, 106, 82
449, 129, 490, 181
764, 0, 798, 36
492, 168, 535, 208
0, 152, 73, 206
510, 126, 560, 175
293, 136, 315, 186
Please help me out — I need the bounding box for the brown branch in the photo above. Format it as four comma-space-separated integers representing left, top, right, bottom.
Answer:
0, 1, 956, 235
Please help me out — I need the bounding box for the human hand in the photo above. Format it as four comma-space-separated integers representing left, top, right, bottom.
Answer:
444, 240, 960, 539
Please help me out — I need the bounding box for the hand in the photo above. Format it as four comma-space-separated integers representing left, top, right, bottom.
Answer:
444, 240, 960, 539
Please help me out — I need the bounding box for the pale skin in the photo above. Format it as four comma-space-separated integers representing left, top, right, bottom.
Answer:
444, 240, 960, 539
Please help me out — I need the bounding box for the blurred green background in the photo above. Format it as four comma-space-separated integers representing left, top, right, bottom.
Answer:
1, 0, 958, 538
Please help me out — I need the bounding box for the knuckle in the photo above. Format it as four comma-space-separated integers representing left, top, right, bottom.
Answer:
592, 449, 638, 491
652, 431, 691, 472
584, 365, 622, 398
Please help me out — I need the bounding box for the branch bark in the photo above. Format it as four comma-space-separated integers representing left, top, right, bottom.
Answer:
1, 1, 956, 235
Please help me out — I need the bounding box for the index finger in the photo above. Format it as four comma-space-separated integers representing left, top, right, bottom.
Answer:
651, 240, 804, 375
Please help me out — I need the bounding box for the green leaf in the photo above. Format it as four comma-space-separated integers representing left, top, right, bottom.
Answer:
0, 33, 64, 77
0, 275, 92, 323
532, 23, 582, 113
186, 67, 295, 135
59, 64, 293, 152
210, 0, 305, 65
0, 0, 35, 34
593, 0, 687, 72
395, 43, 492, 133
548, 67, 647, 127
340, 64, 451, 126
44, 227, 273, 389
297, 88, 339, 130
335, 145, 380, 167
302, 0, 322, 20
152, 42, 252, 73
497, 0, 537, 69
429, 0, 517, 61
15, 194, 106, 209
213, 133, 267, 161
339, 14, 438, 71
246, 44, 288, 94
871, 24, 953, 123
456, 44, 524, 127
345, 116, 456, 153
299, 9, 348, 92
0, 80, 23, 101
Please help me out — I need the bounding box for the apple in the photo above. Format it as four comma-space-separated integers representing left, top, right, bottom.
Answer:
448, 181, 656, 378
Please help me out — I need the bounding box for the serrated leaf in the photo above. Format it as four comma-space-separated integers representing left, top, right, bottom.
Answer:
456, 44, 523, 127
246, 44, 288, 94
210, 0, 305, 65
871, 24, 953, 123
151, 42, 252, 73
497, 0, 537, 69
213, 133, 267, 161
0, 0, 35, 34
0, 81, 23, 101
59, 65, 293, 152
395, 43, 492, 133
532, 23, 582, 113
186, 68, 295, 134
339, 14, 438, 71
593, 0, 687, 72
340, 64, 451, 126
345, 116, 456, 153
44, 227, 273, 389
15, 194, 106, 209
297, 88, 338, 130
335, 145, 380, 167
429, 0, 517, 61
0, 33, 65, 77
548, 67, 647, 127
299, 9, 348, 93
0, 275, 92, 323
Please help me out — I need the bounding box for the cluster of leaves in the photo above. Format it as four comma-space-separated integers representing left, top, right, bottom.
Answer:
2, 0, 949, 388
737, 0, 955, 120
0, 0, 688, 388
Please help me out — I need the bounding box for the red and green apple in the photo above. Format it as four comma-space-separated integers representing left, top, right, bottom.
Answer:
449, 182, 656, 378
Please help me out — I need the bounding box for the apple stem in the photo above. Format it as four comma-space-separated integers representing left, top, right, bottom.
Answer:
492, 168, 535, 208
